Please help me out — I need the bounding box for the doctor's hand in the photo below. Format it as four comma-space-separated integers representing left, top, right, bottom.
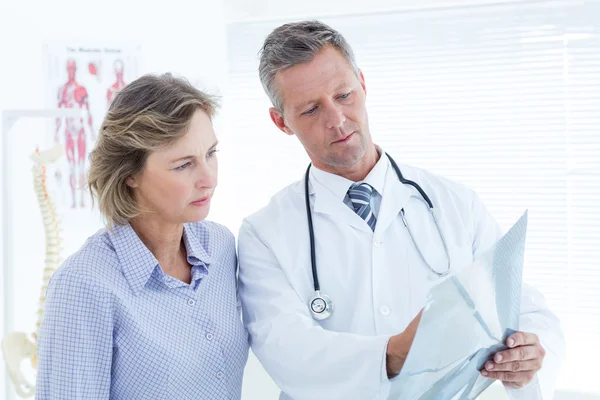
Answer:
480, 331, 546, 389
386, 310, 423, 379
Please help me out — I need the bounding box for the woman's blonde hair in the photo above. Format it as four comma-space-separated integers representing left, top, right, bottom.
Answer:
88, 73, 219, 228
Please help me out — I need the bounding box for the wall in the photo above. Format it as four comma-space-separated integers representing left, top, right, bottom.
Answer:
224, 0, 555, 21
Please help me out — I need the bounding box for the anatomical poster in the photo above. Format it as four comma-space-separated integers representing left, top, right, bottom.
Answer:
44, 43, 142, 213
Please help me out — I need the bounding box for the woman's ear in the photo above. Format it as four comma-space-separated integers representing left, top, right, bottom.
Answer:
126, 175, 139, 188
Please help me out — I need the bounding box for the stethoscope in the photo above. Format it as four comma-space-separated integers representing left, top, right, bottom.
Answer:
305, 152, 452, 321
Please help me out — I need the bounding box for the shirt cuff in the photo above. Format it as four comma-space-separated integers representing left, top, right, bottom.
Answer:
505, 374, 544, 399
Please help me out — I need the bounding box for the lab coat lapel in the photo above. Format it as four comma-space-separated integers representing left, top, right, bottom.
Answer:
311, 180, 373, 234
375, 166, 412, 237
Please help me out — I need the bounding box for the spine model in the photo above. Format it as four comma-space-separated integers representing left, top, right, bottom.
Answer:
31, 144, 64, 350
1, 144, 64, 398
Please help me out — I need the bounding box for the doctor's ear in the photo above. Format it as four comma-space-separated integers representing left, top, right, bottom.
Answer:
269, 107, 294, 136
358, 69, 367, 96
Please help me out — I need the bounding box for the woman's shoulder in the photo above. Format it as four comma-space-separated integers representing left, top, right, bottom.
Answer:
51, 228, 121, 290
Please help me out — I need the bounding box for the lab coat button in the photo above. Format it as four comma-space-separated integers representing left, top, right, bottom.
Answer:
380, 305, 391, 316
374, 240, 381, 247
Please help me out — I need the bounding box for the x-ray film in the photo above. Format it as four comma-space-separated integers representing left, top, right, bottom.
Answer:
395, 211, 529, 399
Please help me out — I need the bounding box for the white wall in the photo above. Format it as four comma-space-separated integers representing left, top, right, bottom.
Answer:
0, 1, 231, 399
224, 0, 553, 21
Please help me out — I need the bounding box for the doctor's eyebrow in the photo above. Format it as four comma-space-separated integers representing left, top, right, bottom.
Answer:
293, 81, 352, 112
333, 81, 350, 93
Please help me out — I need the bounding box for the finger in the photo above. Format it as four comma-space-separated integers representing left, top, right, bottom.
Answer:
493, 344, 544, 363
506, 331, 539, 348
481, 369, 535, 384
483, 359, 542, 373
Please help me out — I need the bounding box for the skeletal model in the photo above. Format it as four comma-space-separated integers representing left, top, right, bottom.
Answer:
1, 144, 64, 398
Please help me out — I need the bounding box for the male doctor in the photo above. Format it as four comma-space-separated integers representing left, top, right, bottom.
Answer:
237, 20, 565, 400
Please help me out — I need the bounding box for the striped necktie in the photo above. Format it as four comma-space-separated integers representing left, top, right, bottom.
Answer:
347, 182, 377, 231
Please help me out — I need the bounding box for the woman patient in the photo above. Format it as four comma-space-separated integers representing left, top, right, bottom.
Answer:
36, 73, 249, 399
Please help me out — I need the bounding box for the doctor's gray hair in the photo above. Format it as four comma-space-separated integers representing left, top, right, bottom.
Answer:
258, 20, 359, 113
88, 73, 219, 229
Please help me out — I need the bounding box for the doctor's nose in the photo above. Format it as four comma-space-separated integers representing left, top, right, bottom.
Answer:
324, 104, 346, 130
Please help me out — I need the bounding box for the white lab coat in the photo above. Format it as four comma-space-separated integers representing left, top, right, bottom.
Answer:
238, 153, 565, 400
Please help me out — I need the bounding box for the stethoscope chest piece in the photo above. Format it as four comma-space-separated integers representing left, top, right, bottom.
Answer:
308, 291, 334, 320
